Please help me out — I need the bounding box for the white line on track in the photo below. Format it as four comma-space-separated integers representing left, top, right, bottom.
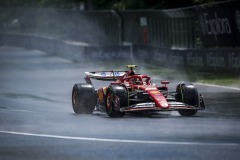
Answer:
0, 130, 239, 146
0, 108, 35, 113
194, 82, 240, 91
6, 109, 34, 113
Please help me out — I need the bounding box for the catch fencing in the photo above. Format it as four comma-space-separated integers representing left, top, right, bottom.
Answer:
0, 0, 239, 48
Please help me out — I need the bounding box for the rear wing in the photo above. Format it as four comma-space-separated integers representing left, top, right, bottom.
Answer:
85, 71, 126, 82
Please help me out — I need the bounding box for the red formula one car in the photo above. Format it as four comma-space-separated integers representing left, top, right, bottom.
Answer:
72, 65, 205, 117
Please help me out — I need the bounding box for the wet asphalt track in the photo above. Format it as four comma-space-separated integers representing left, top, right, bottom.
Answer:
0, 46, 240, 160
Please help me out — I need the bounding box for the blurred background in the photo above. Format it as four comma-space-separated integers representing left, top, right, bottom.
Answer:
0, 0, 239, 79
1, 0, 239, 48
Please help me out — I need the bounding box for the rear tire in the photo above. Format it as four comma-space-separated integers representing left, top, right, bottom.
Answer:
105, 85, 128, 118
72, 83, 96, 114
176, 82, 199, 116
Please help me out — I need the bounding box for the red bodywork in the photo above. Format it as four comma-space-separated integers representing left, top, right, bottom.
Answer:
85, 66, 205, 113
87, 69, 173, 111
115, 71, 169, 109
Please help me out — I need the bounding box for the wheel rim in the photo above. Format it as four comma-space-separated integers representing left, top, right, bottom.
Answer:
106, 93, 112, 112
72, 90, 77, 105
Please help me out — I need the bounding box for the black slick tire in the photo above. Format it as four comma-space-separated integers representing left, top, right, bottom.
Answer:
176, 82, 199, 116
72, 83, 96, 114
105, 85, 128, 118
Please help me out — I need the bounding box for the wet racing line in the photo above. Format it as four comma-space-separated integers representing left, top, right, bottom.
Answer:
0, 66, 240, 146
1, 47, 240, 160
1, 80, 240, 147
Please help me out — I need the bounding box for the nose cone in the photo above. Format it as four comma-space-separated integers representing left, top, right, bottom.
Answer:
159, 100, 169, 108
148, 90, 169, 109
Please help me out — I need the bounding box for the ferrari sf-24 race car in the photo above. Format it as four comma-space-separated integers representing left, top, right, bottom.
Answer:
72, 65, 205, 117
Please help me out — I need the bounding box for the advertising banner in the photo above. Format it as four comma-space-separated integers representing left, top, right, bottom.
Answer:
196, 0, 240, 47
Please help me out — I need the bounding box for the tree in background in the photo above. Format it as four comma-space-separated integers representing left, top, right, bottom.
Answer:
0, 0, 80, 8
0, 0, 229, 9
109, 0, 228, 10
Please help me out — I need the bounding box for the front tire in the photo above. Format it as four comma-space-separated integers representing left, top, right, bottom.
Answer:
176, 82, 199, 116
72, 83, 96, 114
105, 85, 128, 118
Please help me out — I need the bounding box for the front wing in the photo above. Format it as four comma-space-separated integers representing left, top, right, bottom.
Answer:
119, 101, 203, 112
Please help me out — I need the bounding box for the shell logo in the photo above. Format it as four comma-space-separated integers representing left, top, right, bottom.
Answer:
98, 89, 104, 102
150, 90, 160, 94
98, 87, 107, 102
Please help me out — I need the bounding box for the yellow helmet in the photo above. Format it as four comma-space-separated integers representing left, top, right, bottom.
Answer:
126, 65, 137, 69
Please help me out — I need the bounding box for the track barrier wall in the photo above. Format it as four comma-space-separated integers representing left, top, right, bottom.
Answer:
1, 33, 239, 73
